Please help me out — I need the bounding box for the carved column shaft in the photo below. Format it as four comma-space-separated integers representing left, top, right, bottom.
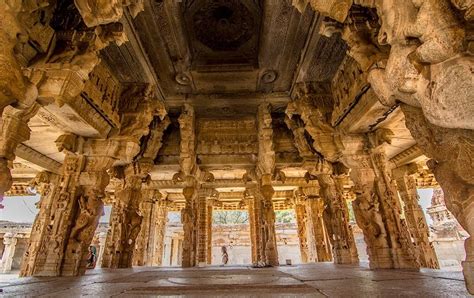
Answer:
370, 147, 419, 269
102, 169, 144, 269
294, 200, 310, 263
306, 197, 332, 262
181, 183, 198, 268
347, 150, 418, 269
258, 181, 279, 266
318, 174, 358, 264
149, 198, 168, 266
196, 193, 209, 264
133, 191, 155, 266
32, 153, 85, 276
247, 195, 259, 264
395, 171, 439, 269
1, 234, 18, 273
206, 203, 213, 265
20, 172, 60, 276
96, 232, 107, 268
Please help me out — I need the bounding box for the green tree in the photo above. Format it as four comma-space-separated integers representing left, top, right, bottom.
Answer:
275, 210, 296, 223
213, 210, 249, 224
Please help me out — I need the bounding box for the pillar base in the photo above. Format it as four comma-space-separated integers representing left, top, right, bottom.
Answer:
462, 260, 474, 294
334, 249, 359, 265
368, 247, 419, 270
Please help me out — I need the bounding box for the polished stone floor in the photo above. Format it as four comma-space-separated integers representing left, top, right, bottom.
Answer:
0, 263, 470, 297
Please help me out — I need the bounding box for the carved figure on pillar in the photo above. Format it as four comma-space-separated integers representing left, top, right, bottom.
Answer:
292, 189, 310, 263
343, 131, 419, 270
101, 163, 147, 269
318, 171, 359, 264
20, 172, 59, 276
306, 196, 333, 262
255, 103, 279, 267
393, 163, 440, 269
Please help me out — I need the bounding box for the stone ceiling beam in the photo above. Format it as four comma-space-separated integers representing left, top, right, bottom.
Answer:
15, 144, 62, 174
389, 145, 424, 168
122, 11, 166, 103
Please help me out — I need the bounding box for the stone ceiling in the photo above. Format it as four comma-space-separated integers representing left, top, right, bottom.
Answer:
102, 0, 347, 117
10, 0, 425, 197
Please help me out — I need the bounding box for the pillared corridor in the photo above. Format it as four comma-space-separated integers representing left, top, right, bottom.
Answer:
0, 0, 473, 296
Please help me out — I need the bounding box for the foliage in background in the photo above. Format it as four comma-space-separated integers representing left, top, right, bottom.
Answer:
275, 210, 296, 223
213, 211, 249, 224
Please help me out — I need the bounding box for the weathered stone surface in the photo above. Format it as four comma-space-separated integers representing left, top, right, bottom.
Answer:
401, 104, 474, 293
3, 0, 473, 294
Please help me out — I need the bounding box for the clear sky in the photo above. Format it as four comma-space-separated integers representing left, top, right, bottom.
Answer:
0, 195, 112, 223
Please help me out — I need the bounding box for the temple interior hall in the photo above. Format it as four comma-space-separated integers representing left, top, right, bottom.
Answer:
0, 0, 473, 296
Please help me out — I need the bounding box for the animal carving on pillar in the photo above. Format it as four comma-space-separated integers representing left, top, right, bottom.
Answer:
368, 0, 473, 130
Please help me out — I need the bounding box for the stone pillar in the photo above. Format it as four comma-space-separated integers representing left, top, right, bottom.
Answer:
101, 164, 147, 269
149, 196, 168, 266
246, 191, 259, 264
28, 147, 119, 277
96, 232, 107, 268
393, 164, 439, 269
162, 236, 172, 266
206, 203, 213, 265
20, 172, 60, 276
173, 238, 181, 266
0, 233, 17, 273
345, 146, 418, 269
196, 191, 208, 265
317, 173, 359, 264
306, 197, 332, 262
293, 190, 310, 263
401, 104, 474, 293
196, 189, 215, 265
255, 103, 278, 267
181, 181, 198, 268
258, 178, 279, 267
133, 189, 157, 266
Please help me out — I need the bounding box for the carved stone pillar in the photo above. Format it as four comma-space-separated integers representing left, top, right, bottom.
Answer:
20, 172, 60, 276
96, 232, 107, 268
306, 197, 332, 262
33, 155, 109, 277
148, 194, 168, 266
181, 179, 198, 268
401, 104, 474, 293
393, 164, 439, 269
293, 190, 310, 263
246, 191, 259, 264
317, 174, 359, 264
196, 191, 207, 265
133, 189, 158, 266
26, 133, 136, 277
345, 148, 418, 269
259, 178, 279, 267
0, 233, 17, 273
101, 164, 147, 269
206, 202, 213, 265
196, 189, 215, 265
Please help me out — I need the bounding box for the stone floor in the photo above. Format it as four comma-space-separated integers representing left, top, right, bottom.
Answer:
0, 263, 470, 297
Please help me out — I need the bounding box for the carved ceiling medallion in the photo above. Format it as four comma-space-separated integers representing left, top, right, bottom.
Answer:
193, 0, 256, 51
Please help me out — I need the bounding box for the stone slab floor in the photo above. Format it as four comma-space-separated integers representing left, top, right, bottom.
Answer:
0, 263, 470, 297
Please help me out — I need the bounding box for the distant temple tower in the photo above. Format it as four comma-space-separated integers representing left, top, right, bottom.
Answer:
427, 189, 463, 240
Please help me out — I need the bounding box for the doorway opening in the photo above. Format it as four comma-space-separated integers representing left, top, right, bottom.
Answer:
211, 210, 251, 265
